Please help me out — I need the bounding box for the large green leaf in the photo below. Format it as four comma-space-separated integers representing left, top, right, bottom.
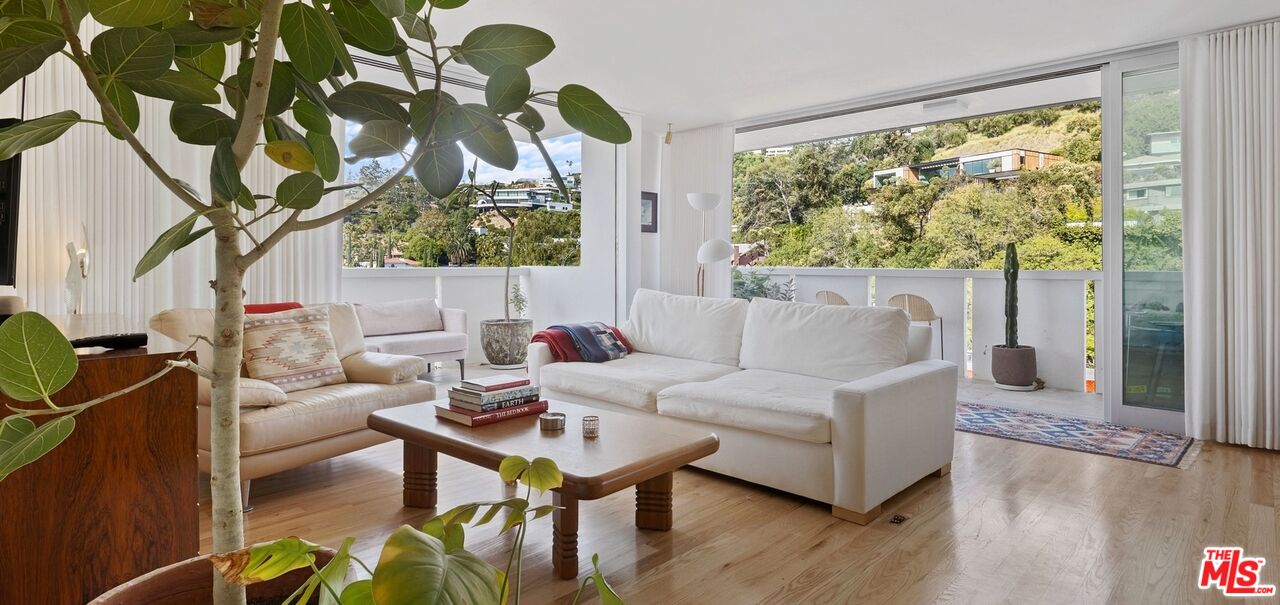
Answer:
370, 0, 403, 18
0, 312, 78, 402
484, 64, 529, 115
557, 84, 631, 144
275, 172, 324, 209
89, 0, 185, 27
0, 110, 80, 161
133, 211, 200, 280
176, 42, 226, 81
338, 579, 374, 605
307, 131, 339, 180
164, 20, 242, 44
394, 50, 417, 92
0, 39, 63, 96
169, 103, 236, 145
263, 115, 306, 145
413, 141, 463, 198
371, 525, 502, 605
408, 90, 456, 138
211, 537, 321, 586
529, 130, 568, 199
434, 102, 501, 143
342, 80, 416, 103
210, 138, 239, 203
292, 99, 330, 135
396, 13, 433, 43
0, 415, 75, 481
189, 0, 258, 28
590, 554, 624, 605
100, 76, 139, 139
515, 103, 544, 131
264, 139, 315, 172
90, 27, 174, 80
456, 24, 554, 76
327, 87, 410, 124
428, 0, 466, 7
331, 0, 395, 52
126, 69, 219, 103
279, 3, 334, 82
311, 1, 355, 79
236, 59, 294, 116
462, 124, 517, 170
0, 16, 63, 46
347, 119, 412, 161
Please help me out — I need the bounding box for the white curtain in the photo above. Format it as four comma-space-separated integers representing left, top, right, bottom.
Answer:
10, 29, 342, 326
1181, 21, 1280, 450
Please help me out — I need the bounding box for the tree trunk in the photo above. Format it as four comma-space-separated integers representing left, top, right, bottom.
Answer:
503, 227, 514, 322
209, 214, 247, 605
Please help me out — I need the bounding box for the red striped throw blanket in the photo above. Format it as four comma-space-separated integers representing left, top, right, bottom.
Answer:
531, 322, 633, 363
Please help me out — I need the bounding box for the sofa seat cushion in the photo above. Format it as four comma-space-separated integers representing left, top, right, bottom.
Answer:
656, 369, 842, 444
364, 331, 468, 356
540, 352, 740, 412
220, 381, 436, 455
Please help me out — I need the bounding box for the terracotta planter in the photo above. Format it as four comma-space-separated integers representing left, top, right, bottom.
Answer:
91, 550, 336, 605
991, 345, 1037, 390
481, 318, 533, 369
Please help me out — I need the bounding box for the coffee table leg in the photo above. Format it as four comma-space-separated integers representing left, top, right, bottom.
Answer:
403, 442, 437, 509
635, 472, 674, 531
552, 491, 579, 580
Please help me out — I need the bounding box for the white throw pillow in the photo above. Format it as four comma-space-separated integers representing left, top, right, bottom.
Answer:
738, 298, 909, 382
355, 298, 443, 336
621, 289, 748, 365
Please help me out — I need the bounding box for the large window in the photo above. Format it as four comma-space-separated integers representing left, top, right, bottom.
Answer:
341, 129, 583, 268
731, 102, 1102, 272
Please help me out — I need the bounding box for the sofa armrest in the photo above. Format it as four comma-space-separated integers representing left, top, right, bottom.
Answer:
441, 307, 467, 334
341, 351, 429, 384
527, 341, 555, 386
830, 360, 958, 514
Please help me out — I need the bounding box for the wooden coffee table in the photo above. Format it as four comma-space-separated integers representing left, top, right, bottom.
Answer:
368, 399, 719, 579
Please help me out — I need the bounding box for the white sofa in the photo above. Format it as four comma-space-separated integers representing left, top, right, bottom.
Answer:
354, 298, 469, 378
527, 289, 958, 524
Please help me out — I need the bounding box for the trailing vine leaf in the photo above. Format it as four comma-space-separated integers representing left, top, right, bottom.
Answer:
264, 140, 316, 172
0, 111, 81, 161
89, 27, 175, 80
133, 212, 200, 280
0, 416, 75, 482
591, 554, 624, 605
0, 311, 78, 402
557, 84, 631, 144
456, 24, 553, 75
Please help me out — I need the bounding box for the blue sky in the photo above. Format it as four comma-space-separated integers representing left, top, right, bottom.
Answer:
343, 123, 582, 185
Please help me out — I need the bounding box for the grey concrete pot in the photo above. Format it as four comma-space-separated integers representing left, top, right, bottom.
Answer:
481, 318, 534, 369
991, 345, 1037, 390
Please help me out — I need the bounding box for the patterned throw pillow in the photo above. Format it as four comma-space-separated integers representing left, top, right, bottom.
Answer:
243, 307, 347, 392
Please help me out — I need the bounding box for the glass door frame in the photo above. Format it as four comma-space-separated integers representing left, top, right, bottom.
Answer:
1100, 49, 1185, 433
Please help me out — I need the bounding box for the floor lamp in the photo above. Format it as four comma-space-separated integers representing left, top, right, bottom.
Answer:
688, 193, 732, 296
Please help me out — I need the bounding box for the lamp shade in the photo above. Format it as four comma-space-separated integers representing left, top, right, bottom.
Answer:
686, 193, 722, 212
696, 238, 733, 264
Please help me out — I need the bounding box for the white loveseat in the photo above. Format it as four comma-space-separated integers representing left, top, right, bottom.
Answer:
354, 298, 469, 378
527, 289, 958, 524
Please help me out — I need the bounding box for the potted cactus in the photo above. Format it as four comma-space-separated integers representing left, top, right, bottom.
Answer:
991, 243, 1038, 390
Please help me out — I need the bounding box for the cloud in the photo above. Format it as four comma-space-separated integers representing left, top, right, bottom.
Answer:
344, 124, 581, 186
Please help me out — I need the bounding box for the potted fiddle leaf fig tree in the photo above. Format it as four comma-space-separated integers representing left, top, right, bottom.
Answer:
0, 0, 631, 602
991, 242, 1038, 390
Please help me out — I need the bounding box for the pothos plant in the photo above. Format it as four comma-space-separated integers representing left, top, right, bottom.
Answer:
211, 456, 623, 604
0, 0, 631, 602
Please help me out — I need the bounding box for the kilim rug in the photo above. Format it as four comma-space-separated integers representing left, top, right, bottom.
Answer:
956, 401, 1196, 468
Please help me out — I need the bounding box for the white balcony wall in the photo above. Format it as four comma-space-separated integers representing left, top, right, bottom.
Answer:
877, 273, 967, 364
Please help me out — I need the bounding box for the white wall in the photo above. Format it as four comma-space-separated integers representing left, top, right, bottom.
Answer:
639, 132, 664, 292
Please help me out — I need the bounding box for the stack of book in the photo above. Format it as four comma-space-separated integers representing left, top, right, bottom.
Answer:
435, 374, 547, 427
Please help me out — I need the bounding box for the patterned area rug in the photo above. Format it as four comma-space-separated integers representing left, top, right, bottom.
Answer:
956, 401, 1196, 468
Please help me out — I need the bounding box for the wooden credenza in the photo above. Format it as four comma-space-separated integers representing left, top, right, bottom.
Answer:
0, 343, 199, 604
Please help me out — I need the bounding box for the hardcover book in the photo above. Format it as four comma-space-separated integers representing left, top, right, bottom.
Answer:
433, 400, 549, 427
448, 394, 541, 413
459, 374, 531, 392
448, 384, 540, 405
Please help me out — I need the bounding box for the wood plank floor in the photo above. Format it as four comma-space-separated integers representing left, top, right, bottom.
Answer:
200, 428, 1280, 604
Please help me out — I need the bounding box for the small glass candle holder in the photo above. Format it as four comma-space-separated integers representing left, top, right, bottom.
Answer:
582, 415, 600, 439
539, 412, 566, 432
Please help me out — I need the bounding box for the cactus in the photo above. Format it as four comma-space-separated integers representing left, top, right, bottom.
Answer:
1003, 242, 1020, 348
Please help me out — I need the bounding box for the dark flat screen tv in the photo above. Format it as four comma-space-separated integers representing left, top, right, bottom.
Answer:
0, 118, 19, 286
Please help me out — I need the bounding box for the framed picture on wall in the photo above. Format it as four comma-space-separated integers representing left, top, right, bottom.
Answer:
640, 191, 658, 233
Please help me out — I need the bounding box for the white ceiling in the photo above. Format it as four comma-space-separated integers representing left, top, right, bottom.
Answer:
427, 1, 1279, 136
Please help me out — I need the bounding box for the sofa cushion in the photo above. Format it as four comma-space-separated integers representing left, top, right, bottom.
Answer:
656, 369, 842, 444
239, 378, 288, 408
739, 298, 909, 382
364, 331, 468, 356
342, 351, 429, 384
622, 289, 748, 365
356, 298, 443, 336
243, 307, 347, 392
225, 380, 437, 455
318, 303, 366, 360
540, 352, 740, 412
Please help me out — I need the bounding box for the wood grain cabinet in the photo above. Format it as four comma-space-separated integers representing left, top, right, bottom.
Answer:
0, 346, 199, 604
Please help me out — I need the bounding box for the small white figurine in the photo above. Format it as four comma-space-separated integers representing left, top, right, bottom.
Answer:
64, 226, 89, 315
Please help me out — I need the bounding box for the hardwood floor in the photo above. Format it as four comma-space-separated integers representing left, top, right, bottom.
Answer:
201, 422, 1279, 604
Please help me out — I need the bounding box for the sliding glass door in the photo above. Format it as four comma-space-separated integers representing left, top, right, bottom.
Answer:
1103, 53, 1185, 432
